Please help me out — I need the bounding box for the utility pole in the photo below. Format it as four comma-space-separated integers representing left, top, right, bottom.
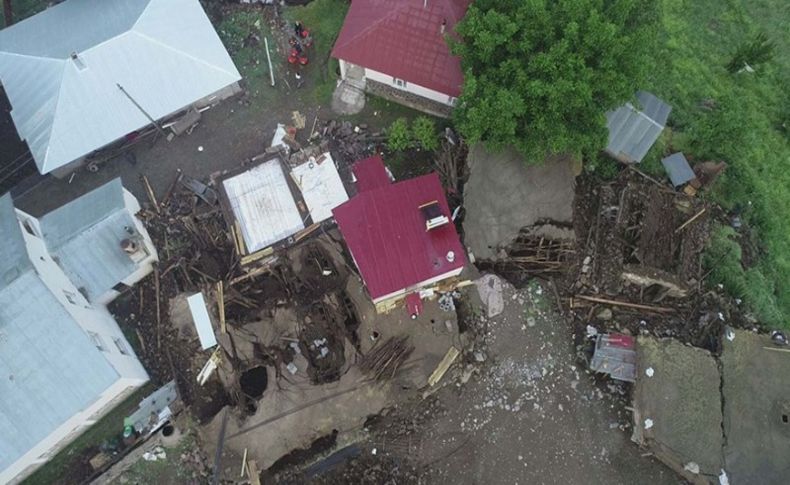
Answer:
3, 0, 13, 27
116, 83, 167, 138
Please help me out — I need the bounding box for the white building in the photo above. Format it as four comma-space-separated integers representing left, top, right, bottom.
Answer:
0, 179, 157, 484
331, 0, 471, 118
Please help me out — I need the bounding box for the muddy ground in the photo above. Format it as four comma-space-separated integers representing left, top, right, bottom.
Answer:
276, 277, 680, 484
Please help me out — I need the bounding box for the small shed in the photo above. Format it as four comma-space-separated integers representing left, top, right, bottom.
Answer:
661, 152, 696, 188
605, 91, 671, 164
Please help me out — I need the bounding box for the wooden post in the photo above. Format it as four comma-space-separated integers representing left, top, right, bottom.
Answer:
264, 37, 275, 87
217, 281, 226, 334
154, 267, 162, 349
675, 208, 706, 233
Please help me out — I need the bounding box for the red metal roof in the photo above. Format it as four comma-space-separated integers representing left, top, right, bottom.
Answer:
333, 171, 465, 301
352, 155, 391, 193
331, 0, 470, 97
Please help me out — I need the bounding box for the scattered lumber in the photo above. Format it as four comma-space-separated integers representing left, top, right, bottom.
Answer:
359, 336, 414, 381
428, 346, 460, 387
675, 208, 706, 233
571, 294, 674, 313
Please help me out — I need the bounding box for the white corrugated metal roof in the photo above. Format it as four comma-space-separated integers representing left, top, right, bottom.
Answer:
0, 0, 241, 174
605, 91, 671, 164
290, 153, 349, 223
187, 292, 217, 350
223, 159, 306, 253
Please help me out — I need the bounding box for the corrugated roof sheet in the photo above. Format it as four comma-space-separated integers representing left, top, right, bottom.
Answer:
290, 154, 349, 223
661, 152, 696, 187
0, 195, 31, 285
38, 179, 140, 302
352, 155, 391, 193
0, 271, 119, 473
332, 0, 470, 97
223, 159, 305, 253
332, 171, 465, 301
605, 91, 671, 164
0, 0, 241, 174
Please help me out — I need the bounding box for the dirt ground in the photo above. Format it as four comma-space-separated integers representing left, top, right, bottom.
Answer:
276, 277, 680, 484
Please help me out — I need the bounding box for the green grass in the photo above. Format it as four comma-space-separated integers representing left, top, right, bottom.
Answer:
647, 0, 790, 328
23, 383, 156, 485
114, 426, 200, 485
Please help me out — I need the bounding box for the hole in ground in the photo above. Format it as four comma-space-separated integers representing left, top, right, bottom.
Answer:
240, 366, 268, 399
782, 414, 788, 424
162, 423, 175, 437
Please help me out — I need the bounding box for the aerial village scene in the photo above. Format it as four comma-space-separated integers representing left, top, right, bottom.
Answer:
1, 1, 789, 484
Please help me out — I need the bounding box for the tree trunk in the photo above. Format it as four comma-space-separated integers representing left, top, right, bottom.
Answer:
3, 0, 12, 27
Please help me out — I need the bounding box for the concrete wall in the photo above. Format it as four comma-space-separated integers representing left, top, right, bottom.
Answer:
362, 67, 456, 106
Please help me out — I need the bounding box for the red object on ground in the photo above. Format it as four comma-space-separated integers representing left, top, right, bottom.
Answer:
333, 168, 465, 302
606, 333, 636, 349
331, 0, 471, 97
301, 29, 310, 38
288, 55, 298, 64
352, 155, 391, 193
405, 292, 423, 317
299, 56, 309, 65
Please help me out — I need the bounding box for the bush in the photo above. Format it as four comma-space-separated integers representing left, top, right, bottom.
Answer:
412, 116, 439, 151
387, 118, 411, 151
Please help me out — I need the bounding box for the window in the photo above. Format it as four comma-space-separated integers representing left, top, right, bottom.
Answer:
393, 78, 407, 88
63, 290, 78, 305
87, 331, 106, 351
113, 337, 129, 355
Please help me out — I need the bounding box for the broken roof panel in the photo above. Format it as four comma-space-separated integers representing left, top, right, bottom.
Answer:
332, 0, 470, 97
661, 152, 696, 188
222, 158, 305, 253
352, 155, 391, 193
605, 91, 671, 164
290, 153, 349, 223
333, 172, 465, 302
0, 0, 241, 174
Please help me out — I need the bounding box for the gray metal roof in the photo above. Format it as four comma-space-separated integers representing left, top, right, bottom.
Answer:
661, 152, 696, 187
605, 91, 671, 164
0, 0, 241, 174
0, 194, 31, 286
39, 178, 138, 302
0, 267, 120, 473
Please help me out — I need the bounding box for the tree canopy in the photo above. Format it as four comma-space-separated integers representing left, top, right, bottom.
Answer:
452, 0, 659, 161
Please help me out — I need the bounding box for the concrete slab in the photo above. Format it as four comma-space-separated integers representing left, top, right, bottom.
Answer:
462, 144, 576, 260
331, 81, 366, 116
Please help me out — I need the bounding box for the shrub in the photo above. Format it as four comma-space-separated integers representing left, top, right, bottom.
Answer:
387, 118, 411, 152
412, 116, 439, 152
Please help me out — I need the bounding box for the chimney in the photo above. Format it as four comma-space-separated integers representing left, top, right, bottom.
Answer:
70, 51, 87, 70
440, 19, 447, 34
121, 238, 139, 254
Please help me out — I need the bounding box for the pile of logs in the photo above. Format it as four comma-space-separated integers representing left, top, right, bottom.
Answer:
359, 336, 414, 381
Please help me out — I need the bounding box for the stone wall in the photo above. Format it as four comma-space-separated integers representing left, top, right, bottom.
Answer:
366, 79, 453, 118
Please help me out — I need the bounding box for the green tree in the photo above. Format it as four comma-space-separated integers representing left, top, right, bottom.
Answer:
387, 118, 412, 151
452, 0, 659, 162
412, 116, 440, 151
726, 32, 775, 73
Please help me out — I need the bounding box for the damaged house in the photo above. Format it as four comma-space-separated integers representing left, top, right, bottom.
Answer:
0, 179, 157, 484
332, 0, 471, 117
0, 0, 241, 176
333, 155, 466, 314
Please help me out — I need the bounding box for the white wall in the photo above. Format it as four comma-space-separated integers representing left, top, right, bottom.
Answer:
16, 216, 149, 381
2, 378, 140, 485
362, 66, 457, 107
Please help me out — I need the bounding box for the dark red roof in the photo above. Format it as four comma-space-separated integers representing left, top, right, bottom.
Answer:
331, 0, 470, 97
333, 171, 465, 301
353, 155, 391, 193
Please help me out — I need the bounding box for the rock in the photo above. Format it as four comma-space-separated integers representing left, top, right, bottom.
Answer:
474, 351, 487, 363
596, 308, 613, 321
684, 462, 700, 474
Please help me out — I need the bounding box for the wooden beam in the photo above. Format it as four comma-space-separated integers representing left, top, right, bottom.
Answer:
572, 294, 673, 313
675, 208, 706, 233
428, 346, 460, 386
247, 460, 261, 485
240, 246, 274, 266
141, 175, 160, 214
217, 281, 226, 334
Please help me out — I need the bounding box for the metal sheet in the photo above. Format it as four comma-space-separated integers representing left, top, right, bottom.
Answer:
605, 91, 671, 164
291, 153, 349, 223
0, 0, 241, 173
187, 292, 217, 350
223, 159, 305, 252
